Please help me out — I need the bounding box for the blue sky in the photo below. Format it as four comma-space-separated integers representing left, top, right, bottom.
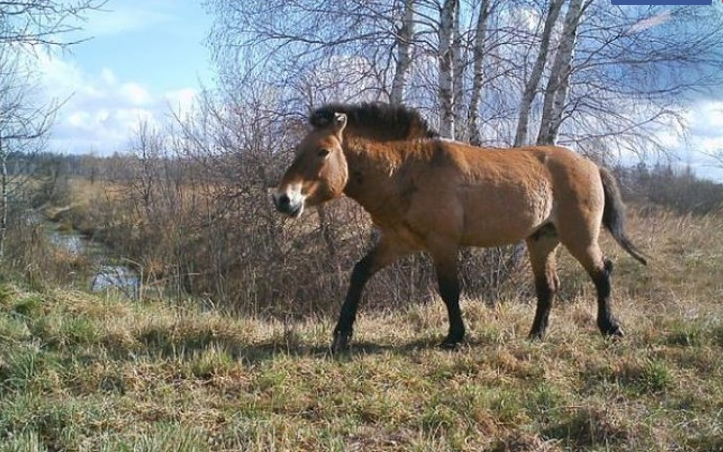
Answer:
37, 0, 214, 154
72, 1, 214, 93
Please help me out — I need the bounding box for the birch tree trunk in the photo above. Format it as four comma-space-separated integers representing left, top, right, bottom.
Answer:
452, 3, 466, 140
468, 0, 490, 146
438, 0, 458, 139
390, 0, 415, 104
536, 0, 585, 146
513, 0, 566, 147
0, 137, 6, 263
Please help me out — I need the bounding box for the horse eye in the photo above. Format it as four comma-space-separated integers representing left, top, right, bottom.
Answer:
318, 149, 331, 158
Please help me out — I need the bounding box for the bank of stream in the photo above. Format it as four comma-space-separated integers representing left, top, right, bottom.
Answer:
39, 214, 141, 298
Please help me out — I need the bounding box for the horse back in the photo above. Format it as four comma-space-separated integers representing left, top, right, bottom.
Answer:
400, 141, 602, 247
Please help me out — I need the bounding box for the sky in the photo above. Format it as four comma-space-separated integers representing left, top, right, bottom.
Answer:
32, 1, 723, 182
37, 0, 214, 155
669, 100, 723, 182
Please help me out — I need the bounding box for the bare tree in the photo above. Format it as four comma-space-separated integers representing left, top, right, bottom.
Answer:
700, 148, 723, 175
0, 0, 106, 48
452, 2, 467, 140
66, 0, 722, 314
536, 0, 587, 145
437, 0, 458, 138
467, 0, 492, 146
0, 0, 106, 261
513, 0, 565, 147
540, 4, 723, 155
0, 46, 57, 261
206, 0, 408, 108
390, 0, 416, 104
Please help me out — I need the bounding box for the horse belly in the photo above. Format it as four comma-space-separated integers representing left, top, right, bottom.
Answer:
459, 182, 553, 247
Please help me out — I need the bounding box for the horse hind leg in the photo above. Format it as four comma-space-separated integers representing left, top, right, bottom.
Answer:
590, 256, 622, 337
561, 236, 623, 337
526, 224, 561, 340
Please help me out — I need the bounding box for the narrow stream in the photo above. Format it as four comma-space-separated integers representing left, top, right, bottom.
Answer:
41, 216, 141, 298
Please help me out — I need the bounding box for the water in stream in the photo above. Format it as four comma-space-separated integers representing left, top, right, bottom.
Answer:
44, 219, 140, 297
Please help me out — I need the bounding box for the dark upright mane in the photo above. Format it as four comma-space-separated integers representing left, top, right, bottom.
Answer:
310, 102, 439, 141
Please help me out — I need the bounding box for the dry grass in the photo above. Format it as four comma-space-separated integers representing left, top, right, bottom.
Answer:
0, 208, 722, 451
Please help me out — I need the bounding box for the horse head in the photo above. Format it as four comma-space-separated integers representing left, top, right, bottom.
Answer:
273, 112, 349, 217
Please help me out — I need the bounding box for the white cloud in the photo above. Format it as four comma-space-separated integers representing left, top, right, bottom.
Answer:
34, 52, 197, 154
654, 99, 723, 182
628, 10, 672, 34
686, 100, 723, 138
120, 82, 151, 105
164, 87, 198, 117
100, 68, 117, 86
35, 52, 83, 97
67, 111, 90, 128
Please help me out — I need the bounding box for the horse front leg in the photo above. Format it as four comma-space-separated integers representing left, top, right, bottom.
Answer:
431, 248, 465, 349
332, 235, 409, 353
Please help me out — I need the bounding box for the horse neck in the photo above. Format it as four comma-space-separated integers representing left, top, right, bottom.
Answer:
345, 125, 409, 142
341, 138, 404, 217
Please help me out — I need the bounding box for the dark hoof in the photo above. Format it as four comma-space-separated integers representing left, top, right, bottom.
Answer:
437, 340, 460, 350
605, 326, 625, 338
599, 320, 624, 338
331, 330, 352, 354
528, 319, 549, 341
438, 333, 464, 350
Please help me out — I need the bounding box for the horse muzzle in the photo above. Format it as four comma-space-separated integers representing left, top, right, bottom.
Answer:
272, 187, 305, 218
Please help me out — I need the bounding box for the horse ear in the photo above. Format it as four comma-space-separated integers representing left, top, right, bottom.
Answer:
310, 109, 332, 128
333, 112, 347, 134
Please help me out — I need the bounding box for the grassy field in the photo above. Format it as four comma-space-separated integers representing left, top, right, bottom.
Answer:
1, 208, 722, 451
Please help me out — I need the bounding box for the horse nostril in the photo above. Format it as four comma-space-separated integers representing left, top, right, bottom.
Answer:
278, 194, 290, 207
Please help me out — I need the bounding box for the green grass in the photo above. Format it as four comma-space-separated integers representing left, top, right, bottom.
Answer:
0, 209, 722, 451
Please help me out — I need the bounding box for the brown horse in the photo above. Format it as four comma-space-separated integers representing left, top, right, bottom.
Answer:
273, 103, 647, 352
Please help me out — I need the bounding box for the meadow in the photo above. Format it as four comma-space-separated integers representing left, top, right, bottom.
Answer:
0, 206, 722, 451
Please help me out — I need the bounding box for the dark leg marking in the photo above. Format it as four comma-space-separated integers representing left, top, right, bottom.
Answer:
331, 238, 409, 353
431, 250, 466, 349
527, 224, 560, 340
332, 255, 373, 353
593, 258, 623, 337
437, 271, 465, 349
529, 277, 555, 340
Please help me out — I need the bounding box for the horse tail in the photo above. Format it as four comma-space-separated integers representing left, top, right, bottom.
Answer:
599, 167, 648, 265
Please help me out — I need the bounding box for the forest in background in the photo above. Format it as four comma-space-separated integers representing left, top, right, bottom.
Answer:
3, 0, 723, 315
0, 148, 720, 317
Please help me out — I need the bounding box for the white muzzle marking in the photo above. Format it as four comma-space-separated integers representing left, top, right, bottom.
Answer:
274, 183, 306, 217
